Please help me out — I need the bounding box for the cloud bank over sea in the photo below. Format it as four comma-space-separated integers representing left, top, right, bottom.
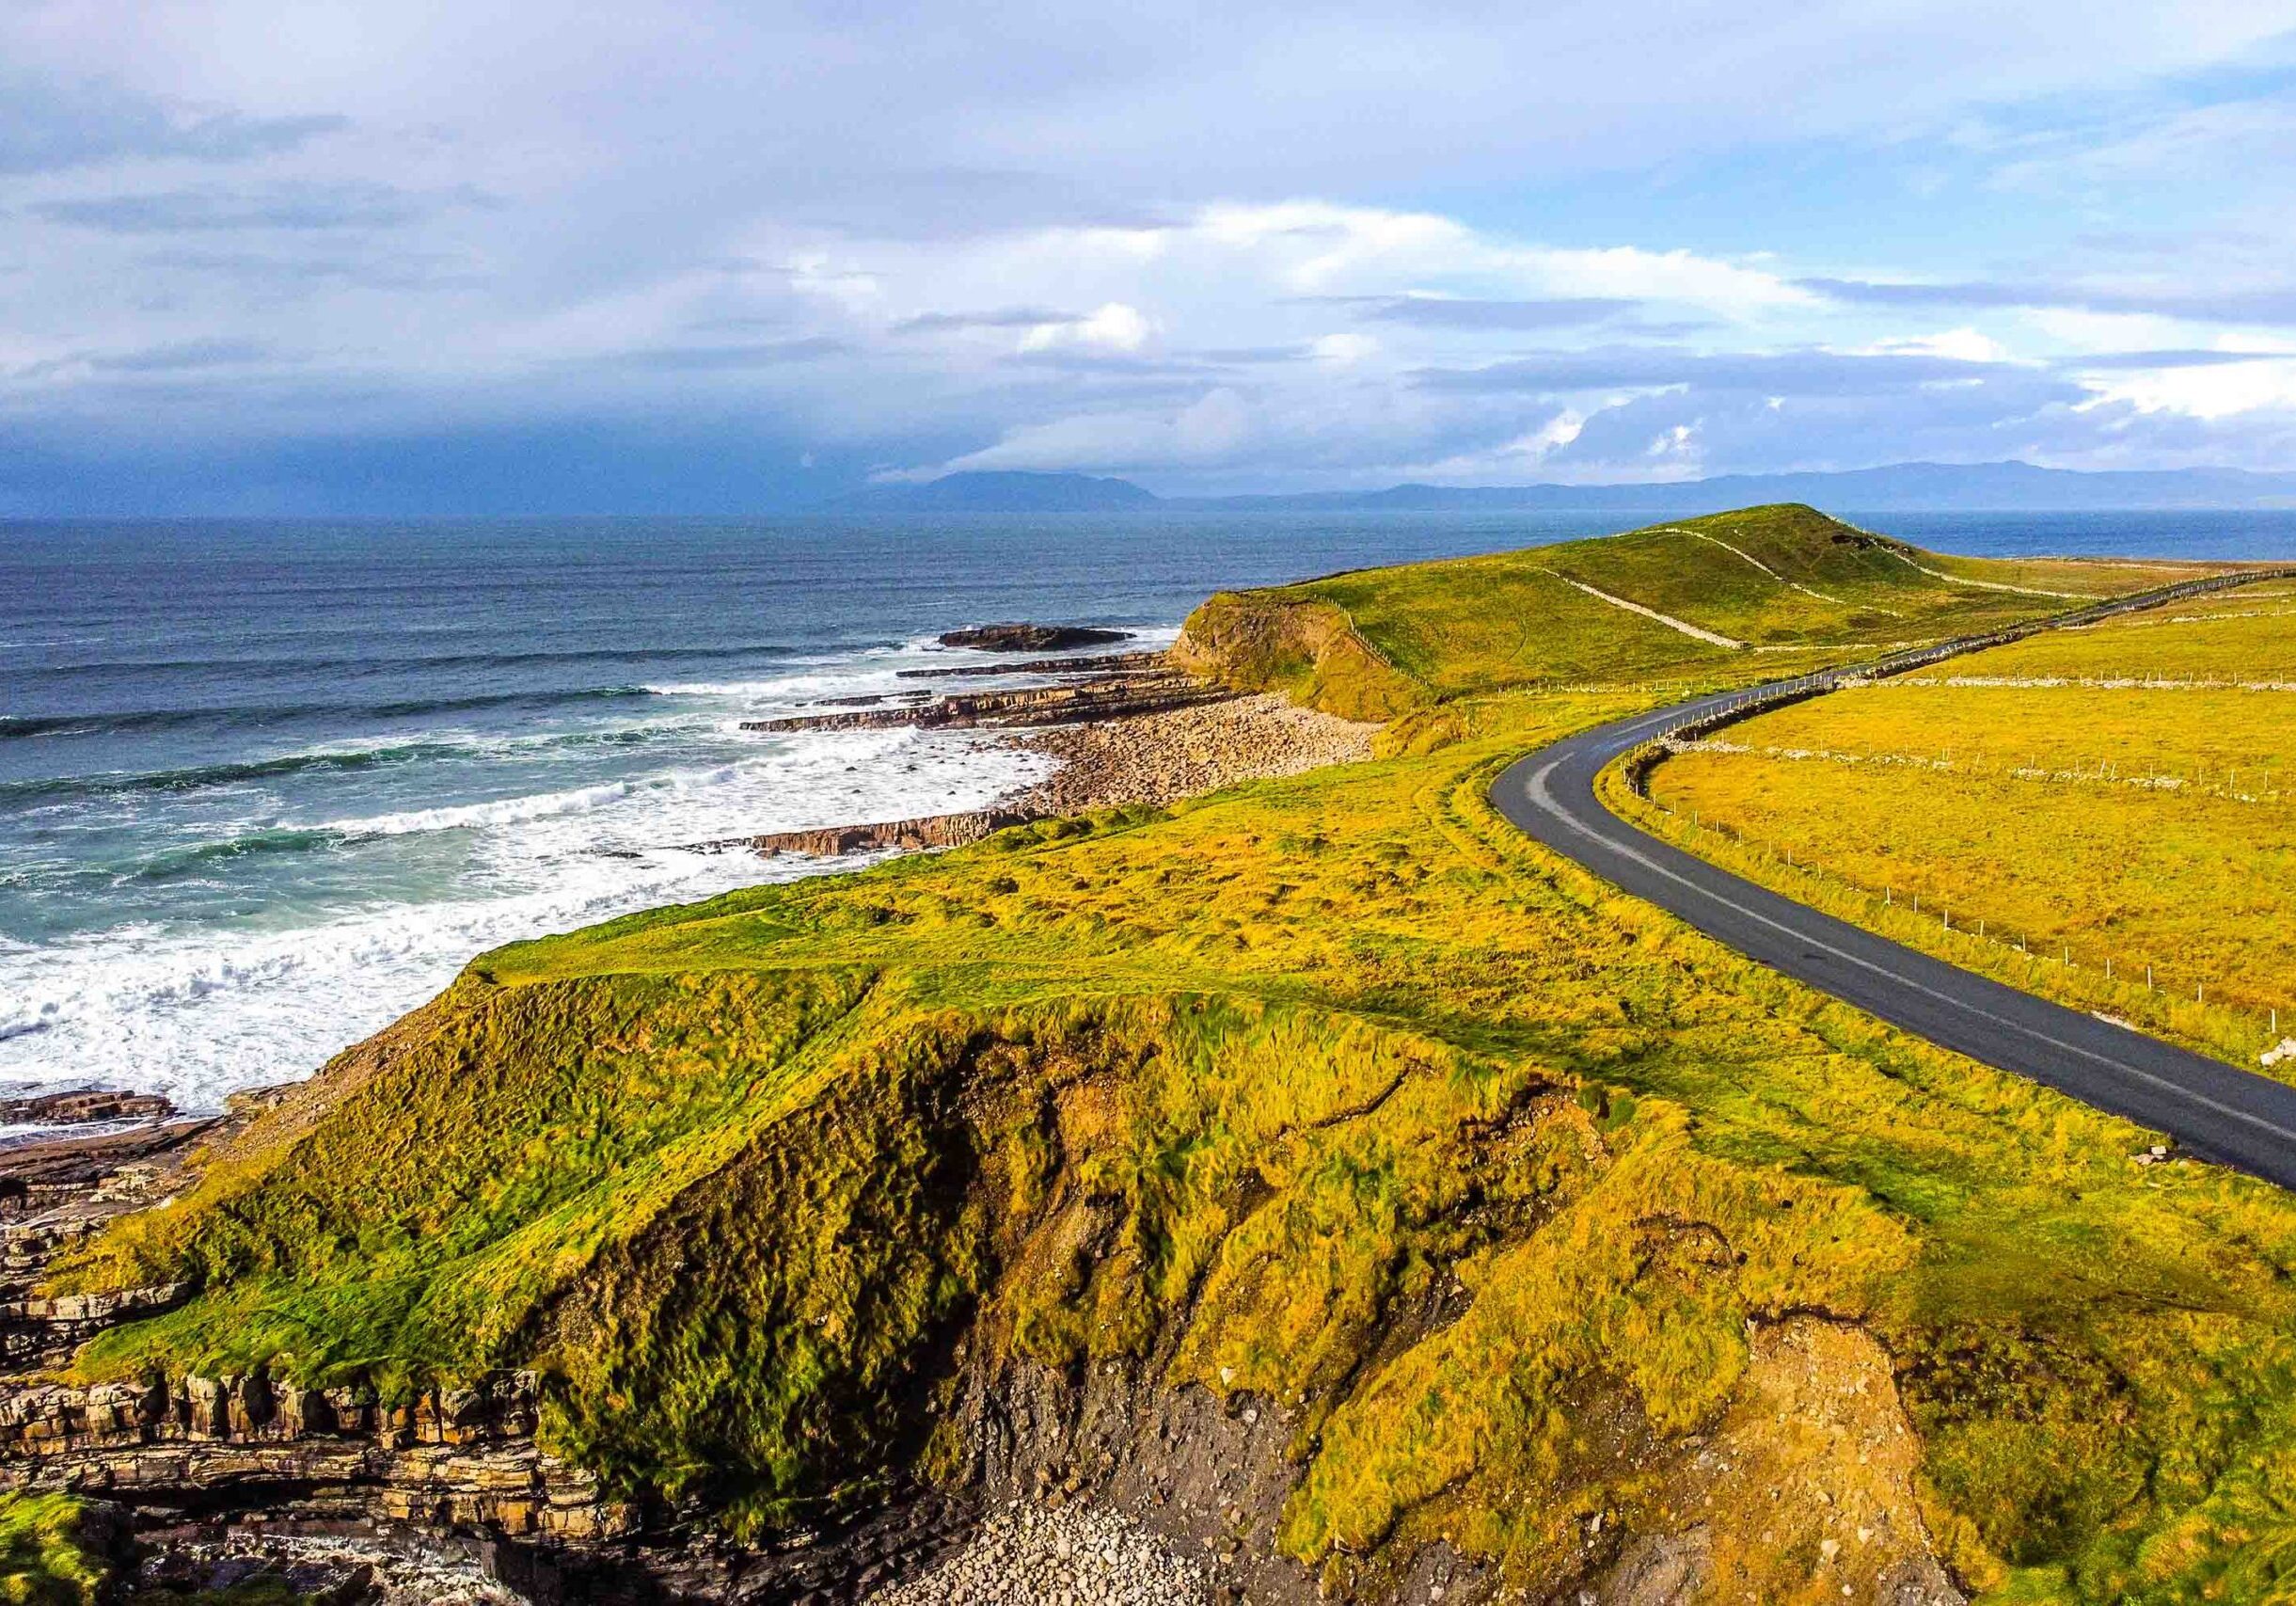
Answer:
3, 4, 2295, 509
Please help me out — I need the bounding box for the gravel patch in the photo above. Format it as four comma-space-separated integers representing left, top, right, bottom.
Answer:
866, 1501, 1211, 1606
1012, 693, 1378, 815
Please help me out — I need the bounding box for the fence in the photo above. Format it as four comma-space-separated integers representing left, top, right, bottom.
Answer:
1640, 564, 2296, 754
1616, 564, 2296, 1063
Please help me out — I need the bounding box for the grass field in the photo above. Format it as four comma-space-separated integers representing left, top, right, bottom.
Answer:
34, 510, 2296, 1605
1644, 584, 2296, 1068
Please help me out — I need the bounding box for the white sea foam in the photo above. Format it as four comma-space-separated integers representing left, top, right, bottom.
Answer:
0, 726, 1052, 1111
647, 627, 1177, 699
314, 775, 678, 838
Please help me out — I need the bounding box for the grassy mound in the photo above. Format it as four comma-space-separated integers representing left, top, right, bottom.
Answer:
1179, 503, 2194, 712
46, 514, 2296, 1602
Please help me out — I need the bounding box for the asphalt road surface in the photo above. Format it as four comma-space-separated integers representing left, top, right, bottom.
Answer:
1491, 645, 2296, 1190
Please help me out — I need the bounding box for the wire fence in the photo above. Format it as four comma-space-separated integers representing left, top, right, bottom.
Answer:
1647, 565, 2296, 752
1619, 564, 2296, 1065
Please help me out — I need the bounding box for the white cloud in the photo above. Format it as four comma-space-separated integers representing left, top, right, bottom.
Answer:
1648, 422, 1699, 459
1020, 301, 1152, 354
1309, 331, 1379, 364
2081, 357, 2296, 419
1855, 327, 2009, 363
5, 2, 2296, 500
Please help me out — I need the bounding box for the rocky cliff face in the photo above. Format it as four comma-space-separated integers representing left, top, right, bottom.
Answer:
0, 1133, 977, 1603
0, 1007, 1970, 1606
0, 1366, 625, 1545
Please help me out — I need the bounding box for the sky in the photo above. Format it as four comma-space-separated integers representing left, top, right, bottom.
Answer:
4, 1, 2296, 512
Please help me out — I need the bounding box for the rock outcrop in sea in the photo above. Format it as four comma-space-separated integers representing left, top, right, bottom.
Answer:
937, 624, 1134, 653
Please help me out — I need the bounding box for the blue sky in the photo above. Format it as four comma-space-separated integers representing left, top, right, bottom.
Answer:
4, 2, 2295, 512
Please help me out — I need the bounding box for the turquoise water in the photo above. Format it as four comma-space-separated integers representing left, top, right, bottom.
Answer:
5, 508, 2293, 1106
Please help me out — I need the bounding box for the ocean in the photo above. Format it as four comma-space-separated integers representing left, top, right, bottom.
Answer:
7, 507, 2296, 1111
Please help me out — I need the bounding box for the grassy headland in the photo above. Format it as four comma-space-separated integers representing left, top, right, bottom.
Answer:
36, 507, 2296, 1604
1174, 502, 2198, 718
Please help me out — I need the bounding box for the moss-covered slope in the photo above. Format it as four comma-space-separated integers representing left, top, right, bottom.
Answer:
44, 515, 2296, 1604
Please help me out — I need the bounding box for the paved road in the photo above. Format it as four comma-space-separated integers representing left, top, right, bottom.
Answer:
1490, 582, 2296, 1189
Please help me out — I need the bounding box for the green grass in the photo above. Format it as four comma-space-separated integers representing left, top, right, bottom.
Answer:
46, 511, 2296, 1602
0, 1496, 110, 1606
1176, 504, 2200, 714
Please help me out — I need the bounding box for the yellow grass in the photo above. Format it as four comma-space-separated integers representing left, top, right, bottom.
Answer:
1644, 599, 2296, 1066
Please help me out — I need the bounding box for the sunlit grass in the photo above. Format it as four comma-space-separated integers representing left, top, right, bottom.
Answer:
0, 1495, 109, 1605
1178, 503, 2193, 717
1645, 607, 2296, 1061
44, 512, 2296, 1602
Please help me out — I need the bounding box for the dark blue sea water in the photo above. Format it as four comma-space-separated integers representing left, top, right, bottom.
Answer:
6, 508, 2294, 1108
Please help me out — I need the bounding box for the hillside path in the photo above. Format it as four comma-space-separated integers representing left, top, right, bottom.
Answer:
1491, 567, 2296, 1188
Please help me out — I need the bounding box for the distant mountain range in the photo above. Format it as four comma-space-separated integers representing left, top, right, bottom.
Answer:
832, 470, 1160, 512
831, 462, 2296, 514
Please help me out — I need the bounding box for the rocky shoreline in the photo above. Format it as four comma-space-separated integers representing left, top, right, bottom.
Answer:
741, 666, 1224, 736
1007, 693, 1375, 817
0, 627, 1382, 1603
719, 644, 1376, 863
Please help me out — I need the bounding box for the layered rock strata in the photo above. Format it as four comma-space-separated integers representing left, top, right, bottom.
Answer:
896, 651, 1169, 681
0, 1090, 176, 1129
744, 672, 1226, 735
717, 810, 1032, 859
0, 1368, 627, 1546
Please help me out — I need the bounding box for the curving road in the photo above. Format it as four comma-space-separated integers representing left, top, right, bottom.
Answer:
1491, 572, 2296, 1190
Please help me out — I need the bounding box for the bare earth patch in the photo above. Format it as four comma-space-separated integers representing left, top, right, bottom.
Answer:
1615, 1316, 1963, 1606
